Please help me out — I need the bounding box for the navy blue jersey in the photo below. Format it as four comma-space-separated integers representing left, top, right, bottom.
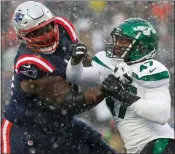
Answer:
4, 17, 78, 132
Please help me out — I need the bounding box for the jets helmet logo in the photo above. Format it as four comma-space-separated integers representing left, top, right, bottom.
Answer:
133, 26, 156, 36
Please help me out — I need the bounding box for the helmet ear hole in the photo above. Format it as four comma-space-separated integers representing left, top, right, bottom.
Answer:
136, 43, 148, 54
140, 47, 147, 55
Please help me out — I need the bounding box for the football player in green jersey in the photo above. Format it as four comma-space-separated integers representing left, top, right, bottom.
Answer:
67, 18, 175, 154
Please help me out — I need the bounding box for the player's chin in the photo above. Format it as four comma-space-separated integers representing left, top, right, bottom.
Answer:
40, 42, 58, 54
113, 50, 123, 58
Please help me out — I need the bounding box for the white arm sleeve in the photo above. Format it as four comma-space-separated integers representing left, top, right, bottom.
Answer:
130, 85, 171, 125
66, 58, 102, 86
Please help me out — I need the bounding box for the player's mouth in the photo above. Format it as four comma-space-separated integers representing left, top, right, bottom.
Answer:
114, 47, 123, 58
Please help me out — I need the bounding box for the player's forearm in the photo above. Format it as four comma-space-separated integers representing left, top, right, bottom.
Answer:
130, 95, 171, 125
21, 75, 105, 114
66, 58, 101, 86
66, 58, 84, 84
63, 85, 105, 114
20, 76, 71, 101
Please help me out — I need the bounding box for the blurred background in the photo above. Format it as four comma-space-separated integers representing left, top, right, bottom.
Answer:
1, 1, 174, 153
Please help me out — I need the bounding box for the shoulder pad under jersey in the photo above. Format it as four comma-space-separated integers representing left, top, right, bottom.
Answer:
15, 54, 56, 73
131, 59, 170, 88
54, 16, 77, 43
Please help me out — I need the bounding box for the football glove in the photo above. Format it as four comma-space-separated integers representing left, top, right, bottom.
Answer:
70, 43, 87, 65
102, 74, 140, 105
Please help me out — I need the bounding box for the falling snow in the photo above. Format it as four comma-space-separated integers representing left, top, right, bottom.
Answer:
1, 1, 174, 154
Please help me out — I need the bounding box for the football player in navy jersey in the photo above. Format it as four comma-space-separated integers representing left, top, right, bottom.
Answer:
1, 1, 117, 154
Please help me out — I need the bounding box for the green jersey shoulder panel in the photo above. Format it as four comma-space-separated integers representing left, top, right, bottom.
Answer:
132, 59, 170, 88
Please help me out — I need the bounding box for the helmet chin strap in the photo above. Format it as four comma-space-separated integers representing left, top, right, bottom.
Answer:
121, 32, 141, 60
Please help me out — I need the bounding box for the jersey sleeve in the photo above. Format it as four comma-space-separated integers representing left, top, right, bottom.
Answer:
130, 85, 171, 125
132, 60, 170, 88
130, 60, 171, 124
66, 59, 101, 87
14, 54, 56, 80
91, 51, 114, 81
66, 51, 113, 87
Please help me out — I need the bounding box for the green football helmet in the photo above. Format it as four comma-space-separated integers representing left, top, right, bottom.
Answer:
105, 18, 159, 64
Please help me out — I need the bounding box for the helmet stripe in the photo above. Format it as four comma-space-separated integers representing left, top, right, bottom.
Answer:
121, 32, 141, 58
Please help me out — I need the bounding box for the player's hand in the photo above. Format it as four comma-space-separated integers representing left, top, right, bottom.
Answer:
113, 62, 133, 84
102, 74, 125, 99
102, 74, 140, 104
70, 43, 87, 65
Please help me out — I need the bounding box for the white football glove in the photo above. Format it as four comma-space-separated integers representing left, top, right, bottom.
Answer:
113, 62, 133, 84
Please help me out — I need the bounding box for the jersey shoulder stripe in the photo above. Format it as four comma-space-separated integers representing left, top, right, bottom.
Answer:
1, 118, 13, 154
132, 59, 170, 81
15, 54, 56, 73
132, 70, 169, 81
132, 59, 170, 87
55, 17, 77, 42
92, 51, 113, 70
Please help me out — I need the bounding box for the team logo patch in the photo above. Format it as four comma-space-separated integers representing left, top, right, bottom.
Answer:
14, 12, 24, 23
20, 70, 37, 79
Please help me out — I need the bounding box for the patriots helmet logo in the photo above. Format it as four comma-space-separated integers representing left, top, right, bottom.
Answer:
14, 12, 24, 23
